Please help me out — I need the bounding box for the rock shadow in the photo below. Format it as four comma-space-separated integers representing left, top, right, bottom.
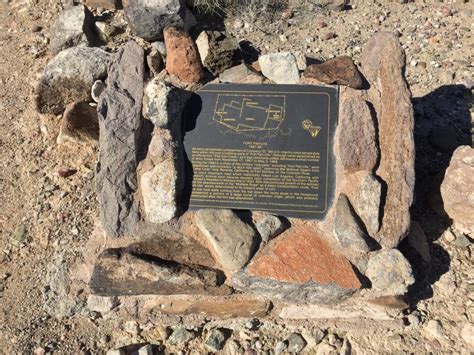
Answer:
404, 83, 472, 306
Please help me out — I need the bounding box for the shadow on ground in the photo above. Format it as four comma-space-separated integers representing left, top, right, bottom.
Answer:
403, 84, 472, 306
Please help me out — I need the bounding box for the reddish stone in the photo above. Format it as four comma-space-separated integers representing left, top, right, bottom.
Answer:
247, 225, 361, 289
164, 27, 203, 84
361, 32, 415, 249
304, 56, 363, 89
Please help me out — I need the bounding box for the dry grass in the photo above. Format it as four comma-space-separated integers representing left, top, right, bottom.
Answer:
187, 0, 289, 16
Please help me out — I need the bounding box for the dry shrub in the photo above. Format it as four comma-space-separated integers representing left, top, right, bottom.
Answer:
187, 0, 288, 17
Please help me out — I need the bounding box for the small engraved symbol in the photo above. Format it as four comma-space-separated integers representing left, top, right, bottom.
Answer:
302, 119, 321, 138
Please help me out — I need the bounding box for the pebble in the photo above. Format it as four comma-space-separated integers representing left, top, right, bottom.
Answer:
10, 224, 27, 246
124, 321, 140, 335
168, 327, 196, 345
442, 229, 457, 242
322, 32, 337, 40
58, 168, 77, 178
287, 333, 307, 353
423, 320, 444, 340
245, 319, 260, 331
274, 340, 288, 354
91, 80, 106, 103
454, 234, 472, 248
32, 24, 42, 32
205, 328, 227, 352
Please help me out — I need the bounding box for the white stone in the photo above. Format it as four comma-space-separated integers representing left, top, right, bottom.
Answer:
293, 51, 307, 70
91, 80, 106, 103
87, 294, 119, 313
258, 52, 300, 84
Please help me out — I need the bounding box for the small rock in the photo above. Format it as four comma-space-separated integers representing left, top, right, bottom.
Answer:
95, 21, 117, 43
86, 294, 119, 313
106, 350, 125, 355
304, 56, 363, 89
366, 249, 415, 296
258, 52, 300, 84
32, 24, 42, 32
316, 343, 336, 355
293, 51, 307, 71
316, 21, 328, 28
147, 48, 164, 76
91, 80, 106, 103
168, 327, 196, 345
196, 31, 242, 76
224, 339, 244, 355
164, 27, 204, 84
142, 79, 186, 128
454, 234, 472, 248
461, 323, 474, 349
152, 41, 167, 58
245, 319, 260, 331
440, 6, 452, 17
10, 224, 27, 246
287, 333, 307, 353
440, 146, 474, 234
35, 47, 111, 115
124, 320, 140, 335
333, 194, 371, 252
255, 214, 285, 243
206, 328, 228, 352
195, 209, 257, 271
438, 70, 455, 83
407, 221, 431, 262
407, 312, 421, 327
219, 63, 264, 84
49, 5, 97, 55
442, 229, 456, 242
123, 0, 186, 40
57, 102, 99, 144
137, 344, 153, 355
58, 168, 77, 178
423, 320, 444, 340
274, 340, 288, 355
322, 32, 337, 41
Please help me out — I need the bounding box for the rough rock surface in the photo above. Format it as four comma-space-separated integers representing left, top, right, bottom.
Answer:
233, 225, 362, 304
440, 146, 474, 234
57, 102, 99, 144
338, 97, 378, 172
258, 52, 300, 84
86, 295, 119, 313
142, 79, 185, 128
304, 56, 363, 89
90, 232, 230, 296
139, 129, 179, 224
195, 209, 257, 271
219, 63, 264, 84
146, 48, 164, 76
333, 194, 371, 253
195, 31, 242, 76
348, 172, 382, 237
366, 249, 414, 296
164, 27, 203, 84
255, 214, 285, 243
123, 0, 185, 41
35, 47, 111, 114
85, 0, 118, 10
96, 42, 144, 238
50, 5, 97, 55
361, 32, 415, 249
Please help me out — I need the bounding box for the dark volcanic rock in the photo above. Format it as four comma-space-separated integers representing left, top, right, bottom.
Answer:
35, 47, 111, 115
50, 5, 98, 55
196, 31, 242, 76
90, 231, 231, 296
361, 32, 415, 249
123, 0, 185, 41
304, 56, 363, 89
96, 42, 144, 238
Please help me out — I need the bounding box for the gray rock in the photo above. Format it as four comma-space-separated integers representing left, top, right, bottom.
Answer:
96, 42, 144, 238
293, 51, 307, 70
10, 224, 27, 246
454, 234, 472, 248
168, 327, 196, 345
137, 344, 153, 355
142, 79, 186, 128
274, 340, 288, 355
366, 249, 415, 296
195, 31, 242, 76
334, 194, 371, 253
255, 214, 285, 243
35, 47, 111, 114
219, 63, 264, 84
152, 41, 167, 58
140, 157, 178, 224
124, 0, 185, 41
147, 48, 164, 76
50, 5, 98, 55
205, 328, 227, 352
287, 333, 307, 353
350, 172, 382, 237
195, 209, 257, 271
57, 102, 99, 144
91, 80, 106, 103
86, 294, 119, 313
258, 52, 300, 84
338, 97, 378, 173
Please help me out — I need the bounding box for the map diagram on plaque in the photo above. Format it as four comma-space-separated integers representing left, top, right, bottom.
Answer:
213, 94, 286, 132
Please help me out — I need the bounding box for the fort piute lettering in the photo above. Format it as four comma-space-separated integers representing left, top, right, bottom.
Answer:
183, 84, 338, 219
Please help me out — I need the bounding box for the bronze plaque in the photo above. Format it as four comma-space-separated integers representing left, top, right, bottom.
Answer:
182, 84, 338, 219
